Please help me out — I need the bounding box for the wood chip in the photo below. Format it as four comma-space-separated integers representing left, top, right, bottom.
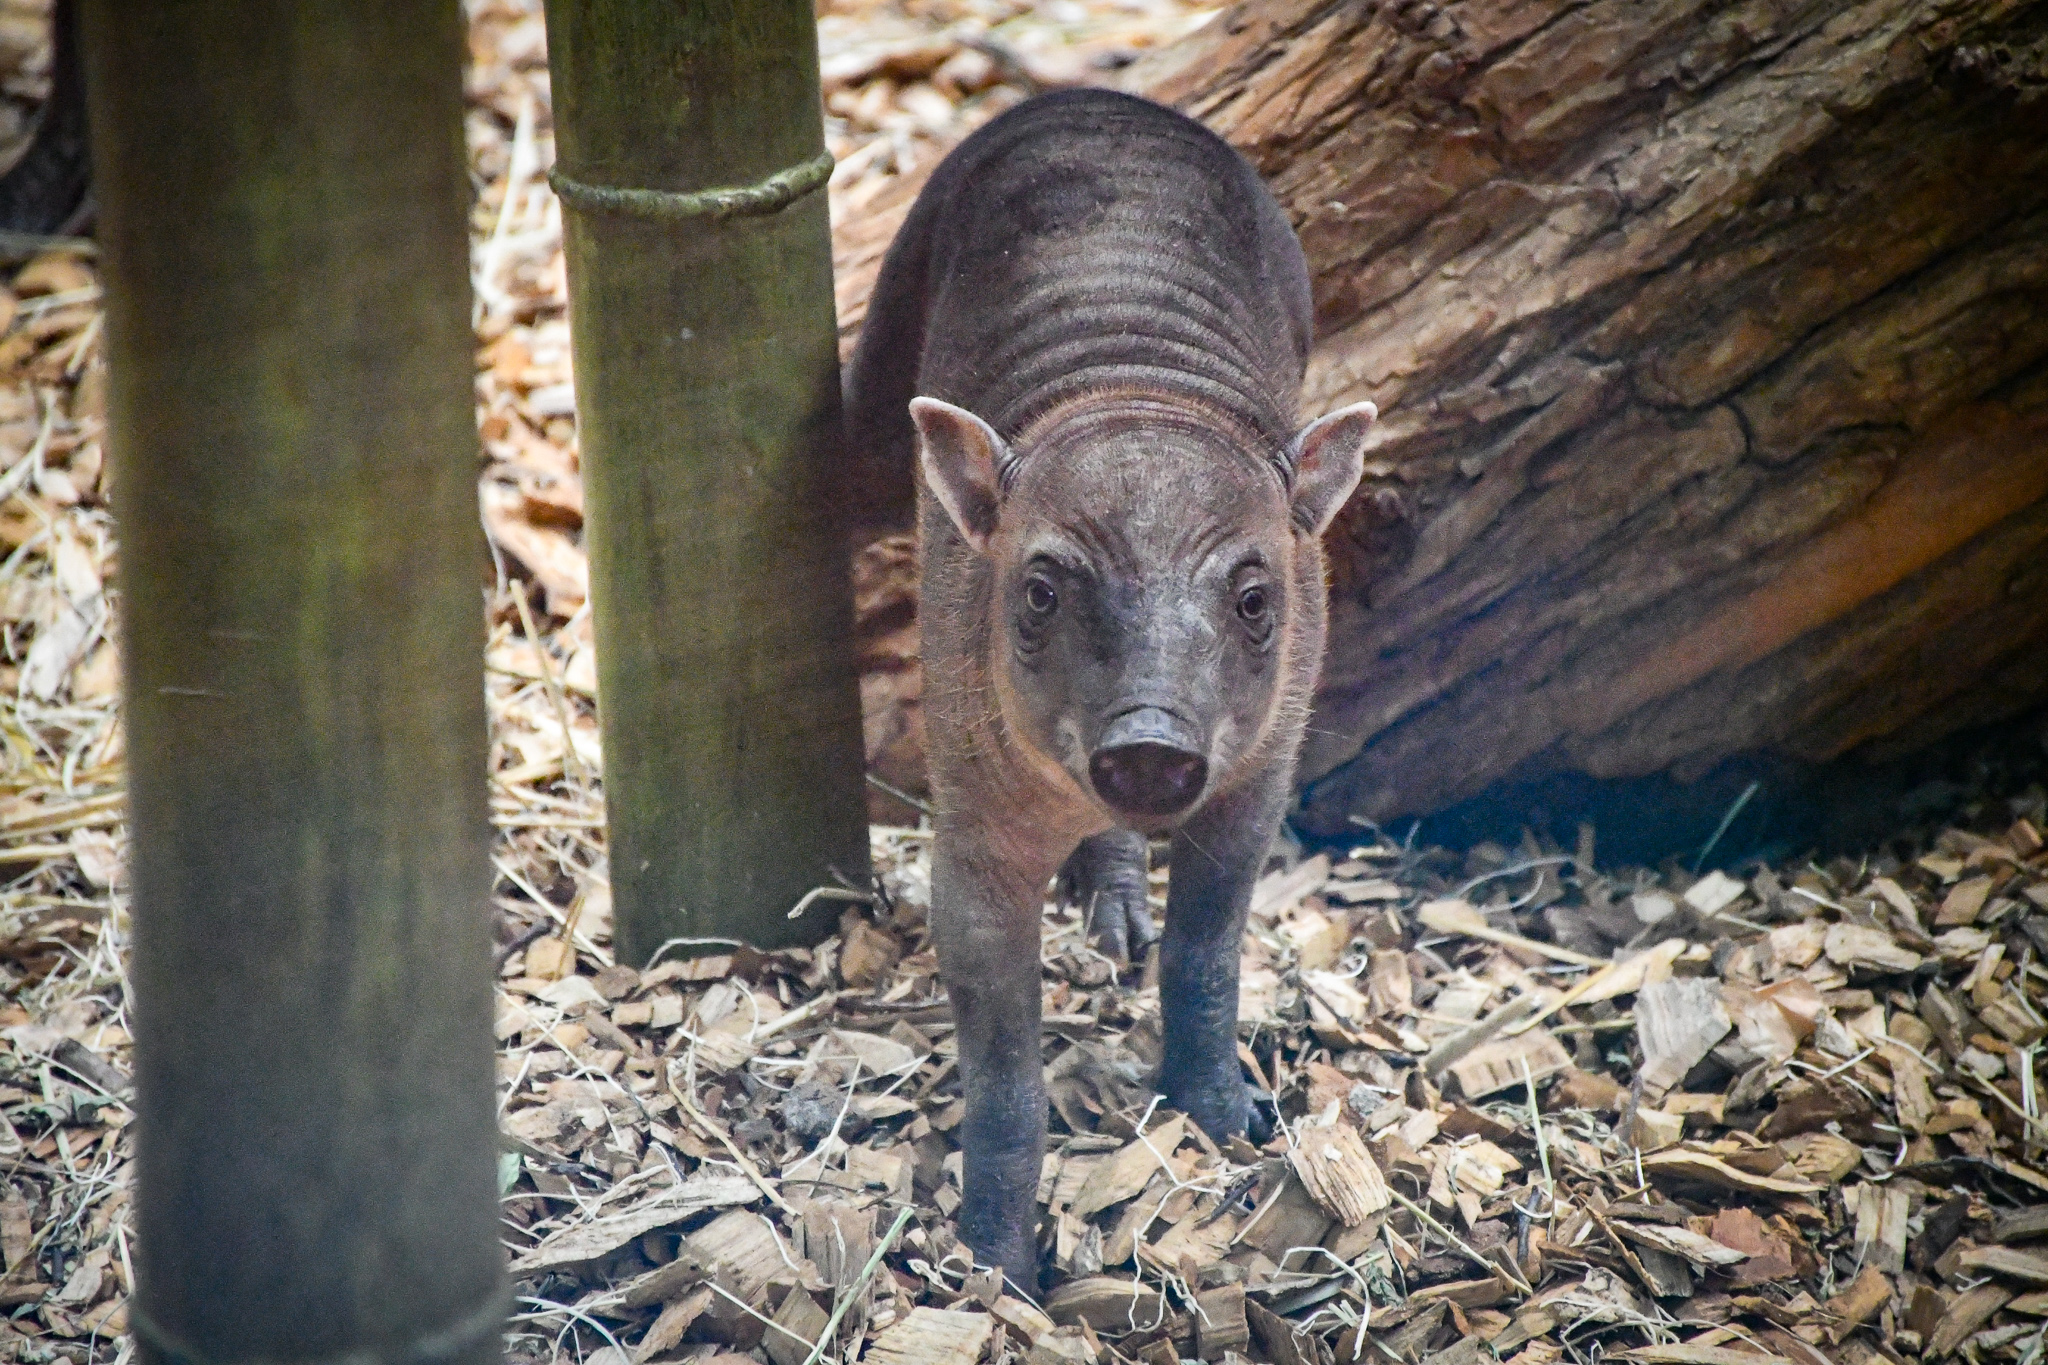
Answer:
509, 1173, 758, 1272
1444, 1028, 1572, 1099
1287, 1121, 1390, 1225
1634, 978, 1733, 1098
1826, 1266, 1890, 1342
1928, 1285, 2012, 1357
1994, 1206, 2048, 1243
866, 1309, 994, 1365
634, 1286, 714, 1364
1625, 1349, 1792, 1365
763, 1288, 832, 1365
1046, 1277, 1160, 1334
1638, 1149, 1821, 1197
1193, 1283, 1249, 1361
1418, 899, 1607, 967
1611, 1220, 1749, 1267
1071, 1115, 1184, 1218
1956, 1245, 2048, 1286
1822, 923, 1923, 975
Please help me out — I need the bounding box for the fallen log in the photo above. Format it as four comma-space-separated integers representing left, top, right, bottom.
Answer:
838, 0, 2048, 838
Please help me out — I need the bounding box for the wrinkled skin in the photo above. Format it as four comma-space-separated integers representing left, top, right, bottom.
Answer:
843, 89, 1374, 1291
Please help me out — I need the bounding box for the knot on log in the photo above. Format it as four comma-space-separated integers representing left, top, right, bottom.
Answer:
548, 150, 836, 223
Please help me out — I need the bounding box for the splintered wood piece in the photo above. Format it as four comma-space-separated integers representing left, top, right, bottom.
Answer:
1409, 1278, 1512, 1310
618, 1248, 716, 1309
1193, 1283, 1249, 1361
1993, 1206, 2048, 1243
1880, 1043, 1939, 1132
1706, 1208, 1802, 1287
1591, 1205, 1692, 1300
1717, 986, 1801, 1070
634, 1286, 713, 1365
866, 1309, 994, 1365
1633, 978, 1732, 1098
1023, 1327, 1097, 1365
1682, 871, 1747, 915
1250, 855, 1330, 918
1235, 1171, 1334, 1259
1979, 990, 2048, 1046
1625, 1349, 1793, 1365
1071, 1115, 1184, 1218
797, 1199, 876, 1288
509, 1173, 758, 1272
1046, 1276, 1161, 1334
1851, 1183, 1910, 1274
1417, 899, 1607, 967
1956, 1245, 2048, 1285
1627, 1108, 1686, 1152
1927, 1285, 2011, 1357
1920, 985, 1974, 1060
686, 1208, 804, 1302
764, 1287, 833, 1365
990, 1294, 1056, 1345
1638, 1150, 1821, 1197
1444, 1027, 1572, 1099
1553, 1066, 1626, 1112
1775, 1132, 1862, 1186
1288, 1122, 1390, 1225
1936, 876, 1995, 926
1277, 904, 1349, 971
1143, 1205, 1242, 1271
1424, 993, 1547, 1080
1826, 1267, 1892, 1343
1367, 949, 1413, 1017
0, 1192, 29, 1274
1612, 1220, 1749, 1267
1823, 923, 1924, 975
1246, 1300, 1311, 1365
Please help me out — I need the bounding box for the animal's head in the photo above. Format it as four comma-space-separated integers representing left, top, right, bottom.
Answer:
913, 394, 1375, 832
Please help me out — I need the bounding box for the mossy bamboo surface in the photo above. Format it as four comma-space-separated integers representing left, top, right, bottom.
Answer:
546, 0, 871, 962
81, 3, 503, 1360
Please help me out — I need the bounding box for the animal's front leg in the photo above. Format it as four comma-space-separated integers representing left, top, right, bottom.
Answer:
930, 824, 1060, 1291
1158, 774, 1289, 1141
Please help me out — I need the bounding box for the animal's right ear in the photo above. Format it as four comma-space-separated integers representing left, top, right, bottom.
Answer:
911, 397, 1009, 554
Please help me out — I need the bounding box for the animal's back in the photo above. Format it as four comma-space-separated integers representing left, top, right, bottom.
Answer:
842, 89, 1312, 538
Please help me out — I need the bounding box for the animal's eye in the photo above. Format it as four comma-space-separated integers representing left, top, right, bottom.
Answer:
1237, 584, 1269, 623
1025, 575, 1058, 617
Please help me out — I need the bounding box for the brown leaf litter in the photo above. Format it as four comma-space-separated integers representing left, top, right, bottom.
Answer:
7, 4, 2048, 1365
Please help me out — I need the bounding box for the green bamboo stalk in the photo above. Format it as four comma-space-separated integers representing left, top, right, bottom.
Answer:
544, 0, 872, 963
81, 3, 503, 1361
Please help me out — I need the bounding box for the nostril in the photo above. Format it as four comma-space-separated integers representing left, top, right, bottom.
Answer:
1089, 741, 1209, 818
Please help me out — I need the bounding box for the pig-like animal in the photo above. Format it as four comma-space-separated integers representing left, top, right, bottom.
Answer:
843, 88, 1375, 1288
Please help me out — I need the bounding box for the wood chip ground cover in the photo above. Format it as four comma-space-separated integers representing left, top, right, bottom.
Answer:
4, 3, 2048, 1365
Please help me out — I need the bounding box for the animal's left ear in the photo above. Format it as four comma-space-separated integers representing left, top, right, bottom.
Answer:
1286, 402, 1377, 535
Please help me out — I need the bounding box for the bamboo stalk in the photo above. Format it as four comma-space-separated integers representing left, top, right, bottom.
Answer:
544, 0, 872, 963
82, 2, 504, 1359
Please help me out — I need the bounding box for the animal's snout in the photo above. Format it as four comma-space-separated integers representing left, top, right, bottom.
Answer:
1089, 707, 1208, 818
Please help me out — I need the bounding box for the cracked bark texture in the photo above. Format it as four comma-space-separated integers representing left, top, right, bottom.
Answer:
836, 0, 2048, 833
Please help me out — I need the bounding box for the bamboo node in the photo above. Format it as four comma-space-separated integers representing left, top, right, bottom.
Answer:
128, 1282, 515, 1365
548, 150, 836, 223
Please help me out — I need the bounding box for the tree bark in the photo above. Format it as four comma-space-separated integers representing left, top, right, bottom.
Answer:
839, 0, 2048, 835
83, 2, 503, 1360
547, 0, 873, 961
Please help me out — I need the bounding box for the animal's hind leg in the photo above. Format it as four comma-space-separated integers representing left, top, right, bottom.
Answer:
1057, 829, 1156, 963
